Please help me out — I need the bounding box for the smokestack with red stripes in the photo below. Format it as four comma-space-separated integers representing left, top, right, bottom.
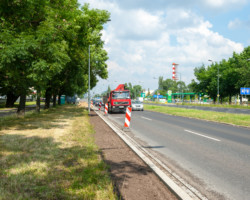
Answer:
172, 63, 179, 81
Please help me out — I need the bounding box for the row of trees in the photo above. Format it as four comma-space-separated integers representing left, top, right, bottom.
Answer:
157, 77, 190, 95
153, 46, 249, 103
0, 1, 110, 114
124, 83, 143, 99
189, 46, 250, 103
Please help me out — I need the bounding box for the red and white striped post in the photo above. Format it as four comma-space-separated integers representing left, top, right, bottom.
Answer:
104, 103, 108, 115
99, 102, 102, 111
91, 101, 93, 108
124, 107, 132, 128
172, 62, 178, 81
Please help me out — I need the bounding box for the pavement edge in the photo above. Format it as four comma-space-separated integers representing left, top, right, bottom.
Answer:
94, 109, 194, 200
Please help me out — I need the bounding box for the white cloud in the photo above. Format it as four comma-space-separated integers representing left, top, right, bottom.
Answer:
204, 0, 247, 9
80, 0, 245, 91
107, 61, 124, 72
228, 18, 250, 30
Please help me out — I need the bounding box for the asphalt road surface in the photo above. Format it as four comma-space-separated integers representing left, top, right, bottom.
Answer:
107, 110, 250, 200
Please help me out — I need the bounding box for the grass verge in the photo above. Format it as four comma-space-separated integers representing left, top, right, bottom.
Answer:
144, 101, 249, 109
178, 102, 250, 109
0, 105, 117, 200
144, 104, 250, 127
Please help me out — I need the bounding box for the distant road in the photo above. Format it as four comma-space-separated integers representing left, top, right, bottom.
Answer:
108, 110, 250, 200
146, 103, 250, 115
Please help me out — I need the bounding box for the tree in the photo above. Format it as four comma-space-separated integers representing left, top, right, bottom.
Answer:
0, 1, 110, 113
161, 79, 178, 93
192, 46, 250, 104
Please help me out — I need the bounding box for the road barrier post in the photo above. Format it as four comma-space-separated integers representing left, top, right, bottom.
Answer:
104, 103, 108, 115
124, 107, 132, 128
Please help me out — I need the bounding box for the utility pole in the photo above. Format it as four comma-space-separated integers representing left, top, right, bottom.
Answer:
88, 45, 90, 113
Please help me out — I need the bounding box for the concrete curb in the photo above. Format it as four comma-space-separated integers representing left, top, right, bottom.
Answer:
95, 109, 196, 200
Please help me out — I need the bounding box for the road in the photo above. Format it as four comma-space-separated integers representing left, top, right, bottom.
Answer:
106, 110, 250, 200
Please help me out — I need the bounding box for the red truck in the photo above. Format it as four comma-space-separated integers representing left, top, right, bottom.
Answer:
103, 84, 131, 113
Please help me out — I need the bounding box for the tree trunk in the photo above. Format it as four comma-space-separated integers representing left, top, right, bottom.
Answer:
5, 92, 19, 108
58, 94, 61, 105
213, 96, 216, 104
240, 95, 242, 104
53, 94, 57, 107
45, 87, 52, 109
36, 88, 41, 112
229, 94, 232, 105
17, 93, 26, 116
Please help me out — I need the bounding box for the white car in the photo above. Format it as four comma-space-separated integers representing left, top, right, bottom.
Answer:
131, 100, 144, 111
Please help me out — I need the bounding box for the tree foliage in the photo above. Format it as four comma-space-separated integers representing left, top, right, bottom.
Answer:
191, 46, 250, 103
0, 1, 110, 112
157, 77, 189, 95
124, 83, 143, 99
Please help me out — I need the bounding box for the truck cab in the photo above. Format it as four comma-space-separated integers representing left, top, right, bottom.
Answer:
104, 84, 131, 113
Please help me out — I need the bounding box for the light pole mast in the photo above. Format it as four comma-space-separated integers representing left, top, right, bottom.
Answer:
88, 45, 90, 113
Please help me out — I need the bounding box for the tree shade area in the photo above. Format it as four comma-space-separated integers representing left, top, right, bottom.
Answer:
0, 0, 110, 114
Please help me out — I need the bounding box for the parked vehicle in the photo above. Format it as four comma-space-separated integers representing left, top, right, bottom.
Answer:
103, 84, 131, 113
131, 100, 144, 111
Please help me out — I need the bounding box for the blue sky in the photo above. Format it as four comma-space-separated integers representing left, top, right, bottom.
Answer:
79, 0, 250, 94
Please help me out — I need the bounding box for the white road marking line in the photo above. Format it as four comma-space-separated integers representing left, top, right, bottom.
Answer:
184, 129, 221, 142
141, 116, 152, 121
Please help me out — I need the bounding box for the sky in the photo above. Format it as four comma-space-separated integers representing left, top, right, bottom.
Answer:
79, 0, 250, 95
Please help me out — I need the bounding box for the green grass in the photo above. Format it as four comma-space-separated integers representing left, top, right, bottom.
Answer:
144, 104, 250, 127
0, 105, 117, 200
144, 101, 250, 109
178, 102, 250, 109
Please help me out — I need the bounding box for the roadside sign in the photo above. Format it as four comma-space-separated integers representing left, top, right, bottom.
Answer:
240, 87, 250, 95
153, 95, 163, 98
141, 93, 145, 97
167, 90, 172, 103
167, 90, 172, 96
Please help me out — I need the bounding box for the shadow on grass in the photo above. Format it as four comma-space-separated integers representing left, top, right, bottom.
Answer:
0, 133, 110, 200
0, 105, 85, 131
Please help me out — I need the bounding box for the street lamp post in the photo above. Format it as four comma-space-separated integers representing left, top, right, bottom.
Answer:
88, 45, 91, 113
209, 59, 219, 104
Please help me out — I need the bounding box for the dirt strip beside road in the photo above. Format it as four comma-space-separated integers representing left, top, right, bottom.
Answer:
90, 111, 178, 200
